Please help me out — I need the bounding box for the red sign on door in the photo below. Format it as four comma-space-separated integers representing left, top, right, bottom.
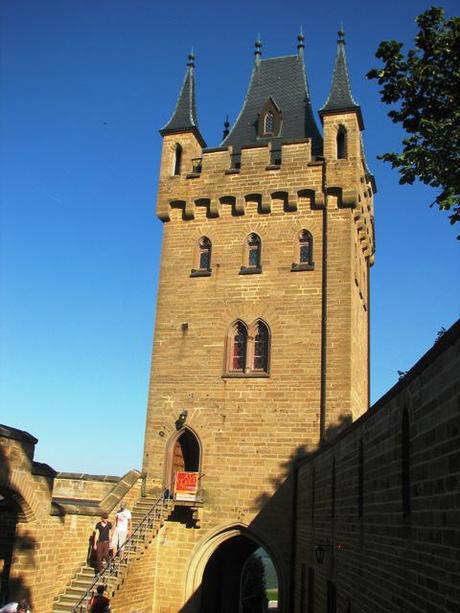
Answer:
175, 471, 199, 501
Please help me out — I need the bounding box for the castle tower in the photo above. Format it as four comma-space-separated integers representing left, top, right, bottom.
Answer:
141, 32, 375, 613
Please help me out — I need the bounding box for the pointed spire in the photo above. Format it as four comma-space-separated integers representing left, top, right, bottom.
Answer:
319, 27, 364, 129
254, 35, 262, 66
223, 115, 230, 139
297, 26, 305, 59
160, 50, 205, 145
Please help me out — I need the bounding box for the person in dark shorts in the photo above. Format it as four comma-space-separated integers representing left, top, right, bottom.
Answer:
93, 513, 112, 574
88, 584, 110, 613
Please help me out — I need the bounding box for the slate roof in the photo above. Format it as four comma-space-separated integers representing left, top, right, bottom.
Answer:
221, 55, 323, 156
320, 32, 363, 129
160, 54, 206, 145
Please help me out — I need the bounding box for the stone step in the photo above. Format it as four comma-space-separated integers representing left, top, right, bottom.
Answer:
52, 497, 174, 612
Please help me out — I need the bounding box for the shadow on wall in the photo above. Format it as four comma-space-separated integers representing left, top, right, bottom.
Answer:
0, 443, 36, 608
177, 413, 353, 613
253, 413, 352, 512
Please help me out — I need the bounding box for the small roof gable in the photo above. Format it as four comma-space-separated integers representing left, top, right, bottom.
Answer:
320, 30, 363, 129
221, 54, 322, 155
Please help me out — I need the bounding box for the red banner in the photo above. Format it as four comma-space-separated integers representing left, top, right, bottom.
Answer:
175, 471, 199, 501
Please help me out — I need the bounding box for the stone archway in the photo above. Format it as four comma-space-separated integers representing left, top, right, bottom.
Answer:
185, 525, 283, 613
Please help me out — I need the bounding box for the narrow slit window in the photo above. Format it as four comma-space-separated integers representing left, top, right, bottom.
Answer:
337, 127, 347, 160
331, 457, 336, 518
358, 440, 364, 517
174, 143, 183, 175
402, 406, 411, 517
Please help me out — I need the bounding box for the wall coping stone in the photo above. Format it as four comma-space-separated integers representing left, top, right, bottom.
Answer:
56, 472, 121, 482
0, 424, 38, 445
51, 469, 142, 516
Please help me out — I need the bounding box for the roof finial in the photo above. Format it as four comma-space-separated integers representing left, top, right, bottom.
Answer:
223, 115, 230, 139
338, 24, 345, 45
297, 26, 305, 59
187, 47, 195, 68
254, 34, 262, 66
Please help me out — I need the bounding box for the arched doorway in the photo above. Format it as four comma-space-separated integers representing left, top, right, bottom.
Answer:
165, 427, 201, 497
0, 488, 31, 605
188, 528, 281, 613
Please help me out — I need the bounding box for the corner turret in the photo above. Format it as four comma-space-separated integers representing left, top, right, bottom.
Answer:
160, 51, 205, 146
319, 28, 363, 130
158, 52, 206, 185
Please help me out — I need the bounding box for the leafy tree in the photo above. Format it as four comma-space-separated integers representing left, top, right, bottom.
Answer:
241, 554, 268, 612
367, 7, 460, 231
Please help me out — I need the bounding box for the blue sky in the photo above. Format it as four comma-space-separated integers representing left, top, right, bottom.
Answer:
1, 1, 458, 475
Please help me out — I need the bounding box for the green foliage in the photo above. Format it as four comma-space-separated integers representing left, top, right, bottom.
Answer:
241, 554, 268, 612
367, 7, 460, 231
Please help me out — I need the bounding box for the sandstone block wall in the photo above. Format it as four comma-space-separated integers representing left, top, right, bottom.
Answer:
0, 427, 142, 612
294, 320, 460, 613
138, 121, 374, 611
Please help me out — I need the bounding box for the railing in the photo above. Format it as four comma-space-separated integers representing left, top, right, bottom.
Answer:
72, 489, 170, 612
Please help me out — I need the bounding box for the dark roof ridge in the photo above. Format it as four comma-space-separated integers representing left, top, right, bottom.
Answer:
259, 53, 298, 61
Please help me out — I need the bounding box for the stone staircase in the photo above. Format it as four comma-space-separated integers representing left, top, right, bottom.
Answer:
52, 493, 173, 613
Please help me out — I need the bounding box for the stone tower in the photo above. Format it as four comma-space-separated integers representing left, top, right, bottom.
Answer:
141, 32, 375, 613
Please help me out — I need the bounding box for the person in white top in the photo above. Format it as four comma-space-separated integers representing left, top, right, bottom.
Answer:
0, 600, 30, 613
114, 501, 132, 559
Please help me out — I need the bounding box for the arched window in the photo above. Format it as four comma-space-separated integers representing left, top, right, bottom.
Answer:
248, 233, 261, 267
299, 230, 312, 264
198, 236, 211, 270
264, 111, 274, 135
336, 126, 347, 160
253, 321, 269, 372
225, 319, 270, 375
191, 236, 212, 277
292, 230, 314, 271
231, 322, 248, 372
240, 233, 262, 274
173, 143, 183, 175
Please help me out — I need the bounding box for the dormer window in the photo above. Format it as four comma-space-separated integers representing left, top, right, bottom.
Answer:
258, 97, 281, 138
264, 111, 274, 135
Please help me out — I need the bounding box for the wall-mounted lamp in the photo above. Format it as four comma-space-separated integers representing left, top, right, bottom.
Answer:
314, 539, 330, 564
175, 410, 188, 430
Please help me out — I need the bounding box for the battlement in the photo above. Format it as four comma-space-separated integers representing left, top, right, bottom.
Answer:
157, 133, 375, 259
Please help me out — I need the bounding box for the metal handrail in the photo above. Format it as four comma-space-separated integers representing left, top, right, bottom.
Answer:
72, 489, 170, 612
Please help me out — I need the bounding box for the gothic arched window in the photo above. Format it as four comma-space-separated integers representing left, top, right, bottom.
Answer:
336, 126, 347, 160
173, 143, 183, 175
225, 319, 270, 375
